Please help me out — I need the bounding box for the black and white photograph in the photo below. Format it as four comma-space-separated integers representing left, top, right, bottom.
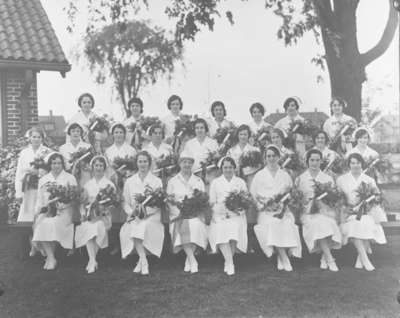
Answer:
0, 0, 399, 317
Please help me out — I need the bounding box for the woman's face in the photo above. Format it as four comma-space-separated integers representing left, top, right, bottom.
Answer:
70, 127, 82, 141
151, 127, 163, 144
130, 103, 142, 118
265, 149, 279, 166
113, 127, 126, 144
251, 107, 263, 121
137, 155, 150, 173
179, 158, 193, 174
80, 96, 93, 114
170, 99, 181, 114
357, 133, 369, 147
213, 105, 225, 121
50, 157, 63, 174
195, 122, 207, 138
286, 101, 298, 117
308, 153, 321, 171
331, 100, 343, 115
315, 133, 327, 148
93, 160, 106, 176
238, 129, 249, 144
271, 132, 282, 147
222, 160, 235, 178
349, 157, 362, 174
30, 131, 43, 148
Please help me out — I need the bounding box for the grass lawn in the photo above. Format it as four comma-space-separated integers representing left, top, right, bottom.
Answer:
0, 228, 399, 318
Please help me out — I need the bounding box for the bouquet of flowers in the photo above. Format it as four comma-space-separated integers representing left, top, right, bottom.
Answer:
279, 153, 305, 173
351, 181, 382, 220
170, 189, 211, 223
224, 190, 255, 216
329, 120, 357, 150
309, 181, 346, 214
254, 126, 272, 145
239, 150, 263, 176
21, 156, 49, 191
129, 186, 167, 221
40, 182, 80, 217
214, 126, 237, 153
69, 147, 95, 180
321, 155, 347, 175
288, 119, 319, 137
174, 114, 196, 139
86, 185, 119, 220
194, 151, 221, 174
89, 114, 111, 133
112, 156, 136, 173
287, 188, 305, 223
153, 154, 179, 182
139, 116, 162, 135
363, 157, 392, 180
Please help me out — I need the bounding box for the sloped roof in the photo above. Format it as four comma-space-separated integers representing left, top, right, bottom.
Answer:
265, 111, 329, 127
0, 0, 71, 74
38, 114, 66, 131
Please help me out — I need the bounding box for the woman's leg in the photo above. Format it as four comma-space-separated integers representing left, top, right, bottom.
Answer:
218, 243, 234, 275
182, 243, 198, 273
351, 238, 375, 271
42, 241, 57, 270
318, 238, 338, 271
133, 238, 149, 275
277, 247, 292, 272
85, 239, 99, 273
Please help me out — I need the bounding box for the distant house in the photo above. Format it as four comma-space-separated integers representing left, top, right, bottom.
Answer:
370, 114, 400, 143
38, 110, 66, 145
264, 109, 329, 128
0, 0, 70, 145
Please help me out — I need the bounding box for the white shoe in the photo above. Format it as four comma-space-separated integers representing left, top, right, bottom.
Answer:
320, 255, 328, 270
226, 263, 235, 276
141, 264, 149, 275
223, 262, 228, 273
184, 258, 190, 272
277, 256, 284, 271
327, 259, 339, 272
43, 258, 50, 270
46, 259, 57, 270
190, 261, 198, 274
363, 260, 375, 272
87, 262, 98, 274
283, 258, 293, 272
355, 255, 363, 269
133, 262, 142, 273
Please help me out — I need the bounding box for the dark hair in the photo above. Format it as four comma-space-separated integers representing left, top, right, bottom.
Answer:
127, 97, 144, 116
193, 118, 209, 133
347, 153, 365, 169
306, 149, 322, 166
28, 126, 45, 140
283, 97, 300, 111
211, 101, 226, 117
111, 123, 126, 136
236, 124, 251, 140
330, 97, 346, 115
167, 95, 183, 110
91, 156, 107, 170
136, 150, 153, 167
220, 156, 236, 169
78, 93, 95, 108
249, 103, 265, 116
271, 128, 285, 141
67, 123, 83, 136
47, 153, 65, 170
266, 145, 281, 158
149, 124, 165, 139
313, 130, 329, 145
354, 128, 370, 141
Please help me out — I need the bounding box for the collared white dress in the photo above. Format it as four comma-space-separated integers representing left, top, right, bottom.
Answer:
346, 146, 379, 162
15, 144, 51, 222
162, 113, 180, 140
166, 173, 208, 253
208, 175, 248, 253
207, 117, 234, 137
337, 172, 387, 247
226, 143, 260, 169
323, 114, 356, 140
296, 170, 342, 253
143, 142, 173, 165
250, 167, 301, 258
182, 137, 219, 171
75, 177, 115, 249
59, 140, 91, 171
119, 173, 164, 258
248, 120, 271, 136
32, 170, 77, 249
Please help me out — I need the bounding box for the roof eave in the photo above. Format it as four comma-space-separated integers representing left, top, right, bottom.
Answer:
0, 59, 71, 77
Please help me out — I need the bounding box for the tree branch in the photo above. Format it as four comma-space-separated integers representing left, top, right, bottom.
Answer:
360, 0, 399, 67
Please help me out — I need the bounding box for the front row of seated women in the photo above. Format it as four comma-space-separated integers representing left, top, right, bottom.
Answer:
30, 146, 387, 275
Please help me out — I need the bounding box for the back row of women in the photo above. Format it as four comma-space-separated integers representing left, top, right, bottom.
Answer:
15, 93, 387, 275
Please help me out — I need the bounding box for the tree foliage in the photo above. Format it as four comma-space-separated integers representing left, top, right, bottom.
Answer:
83, 20, 183, 116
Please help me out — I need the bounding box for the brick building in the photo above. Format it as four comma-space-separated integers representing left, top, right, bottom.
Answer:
0, 0, 70, 145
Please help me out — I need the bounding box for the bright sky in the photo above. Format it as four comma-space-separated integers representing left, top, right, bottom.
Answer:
39, 0, 399, 123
